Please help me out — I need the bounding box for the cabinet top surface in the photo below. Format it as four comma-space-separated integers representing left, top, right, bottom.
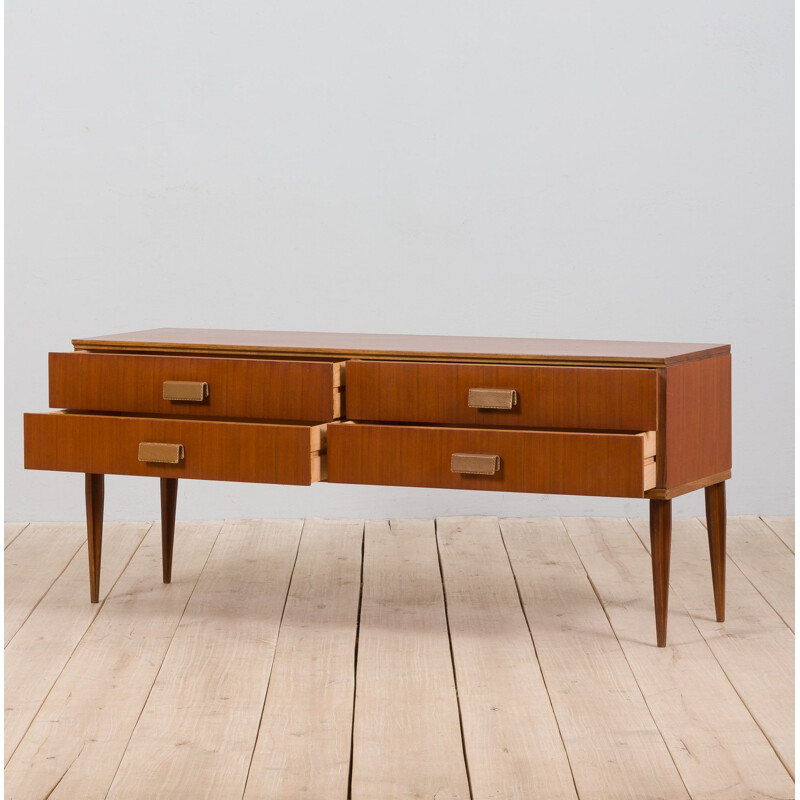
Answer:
72, 328, 730, 366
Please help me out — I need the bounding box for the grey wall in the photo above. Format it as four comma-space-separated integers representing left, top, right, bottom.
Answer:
6, 1, 793, 521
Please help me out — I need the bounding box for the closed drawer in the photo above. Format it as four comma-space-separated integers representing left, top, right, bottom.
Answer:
346, 361, 657, 431
24, 413, 326, 484
49, 352, 343, 421
328, 423, 656, 497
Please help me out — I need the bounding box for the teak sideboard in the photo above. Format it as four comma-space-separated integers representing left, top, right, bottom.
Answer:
24, 329, 732, 647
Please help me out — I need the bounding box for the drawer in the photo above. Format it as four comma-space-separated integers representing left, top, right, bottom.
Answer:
346, 360, 657, 431
24, 413, 326, 484
327, 423, 656, 497
49, 352, 343, 421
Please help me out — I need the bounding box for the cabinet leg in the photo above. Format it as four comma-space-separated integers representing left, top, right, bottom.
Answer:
705, 481, 726, 622
85, 474, 104, 603
160, 478, 178, 584
649, 498, 672, 647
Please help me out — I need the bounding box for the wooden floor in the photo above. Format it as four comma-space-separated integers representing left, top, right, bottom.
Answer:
4, 516, 795, 800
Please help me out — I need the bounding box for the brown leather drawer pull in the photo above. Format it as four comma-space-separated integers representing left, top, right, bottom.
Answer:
468, 388, 517, 410
451, 453, 501, 475
163, 381, 208, 402
138, 442, 185, 464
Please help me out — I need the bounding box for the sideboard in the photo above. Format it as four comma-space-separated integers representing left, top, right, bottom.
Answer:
24, 329, 731, 647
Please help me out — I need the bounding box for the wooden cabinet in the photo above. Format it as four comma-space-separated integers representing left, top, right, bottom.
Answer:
23, 328, 732, 646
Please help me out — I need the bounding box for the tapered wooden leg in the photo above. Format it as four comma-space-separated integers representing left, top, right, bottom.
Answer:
705, 481, 727, 622
85, 473, 104, 603
160, 478, 178, 584
649, 498, 672, 647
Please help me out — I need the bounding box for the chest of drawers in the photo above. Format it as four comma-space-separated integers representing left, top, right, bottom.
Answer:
24, 329, 731, 647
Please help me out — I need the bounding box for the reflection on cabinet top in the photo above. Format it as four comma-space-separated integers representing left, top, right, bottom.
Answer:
73, 328, 730, 367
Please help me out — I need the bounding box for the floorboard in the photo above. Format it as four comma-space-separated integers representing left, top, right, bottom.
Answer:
4, 522, 221, 800
630, 516, 795, 779
761, 517, 794, 553
243, 519, 363, 800
502, 518, 690, 800
104, 519, 302, 800
567, 517, 795, 800
350, 520, 470, 800
4, 523, 86, 646
437, 516, 578, 800
4, 523, 28, 549
4, 523, 149, 765
702, 516, 794, 632
4, 516, 794, 800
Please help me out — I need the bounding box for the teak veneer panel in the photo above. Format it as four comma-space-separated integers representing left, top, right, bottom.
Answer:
50, 352, 342, 422
328, 423, 655, 497
24, 413, 325, 485
663, 353, 731, 487
346, 360, 658, 431
72, 328, 729, 367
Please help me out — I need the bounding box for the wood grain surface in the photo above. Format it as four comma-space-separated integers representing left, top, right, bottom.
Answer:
24, 413, 325, 485
328, 423, 655, 497
50, 352, 342, 421
663, 353, 731, 487
4, 522, 222, 800
437, 517, 578, 799
72, 328, 729, 367
105, 520, 302, 800
346, 360, 658, 430
244, 519, 363, 800
351, 520, 470, 800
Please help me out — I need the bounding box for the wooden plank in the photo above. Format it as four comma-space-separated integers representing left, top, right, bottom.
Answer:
4, 523, 28, 549
501, 518, 690, 800
566, 517, 794, 799
350, 520, 470, 800
4, 523, 86, 646
243, 519, 363, 800
105, 519, 302, 800
761, 517, 795, 553
630, 515, 795, 778
436, 517, 577, 800
4, 521, 221, 800
700, 516, 794, 631
4, 522, 149, 764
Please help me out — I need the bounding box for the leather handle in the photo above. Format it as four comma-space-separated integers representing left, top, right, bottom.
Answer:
451, 453, 501, 475
138, 443, 185, 464
468, 388, 517, 410
163, 381, 208, 402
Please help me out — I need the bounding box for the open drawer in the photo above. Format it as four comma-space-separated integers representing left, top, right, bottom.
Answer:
327, 422, 656, 498
49, 352, 343, 421
24, 412, 326, 485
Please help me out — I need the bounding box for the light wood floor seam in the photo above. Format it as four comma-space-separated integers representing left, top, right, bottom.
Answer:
4, 522, 151, 769
100, 522, 222, 800
564, 519, 693, 800
434, 517, 476, 800
496, 519, 581, 800
4, 516, 794, 800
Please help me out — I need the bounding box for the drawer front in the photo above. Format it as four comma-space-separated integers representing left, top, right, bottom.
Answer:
328, 423, 655, 497
49, 352, 343, 421
346, 361, 657, 431
24, 413, 326, 484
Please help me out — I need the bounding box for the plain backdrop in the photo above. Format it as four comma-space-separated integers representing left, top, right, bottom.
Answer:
5, 1, 793, 521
